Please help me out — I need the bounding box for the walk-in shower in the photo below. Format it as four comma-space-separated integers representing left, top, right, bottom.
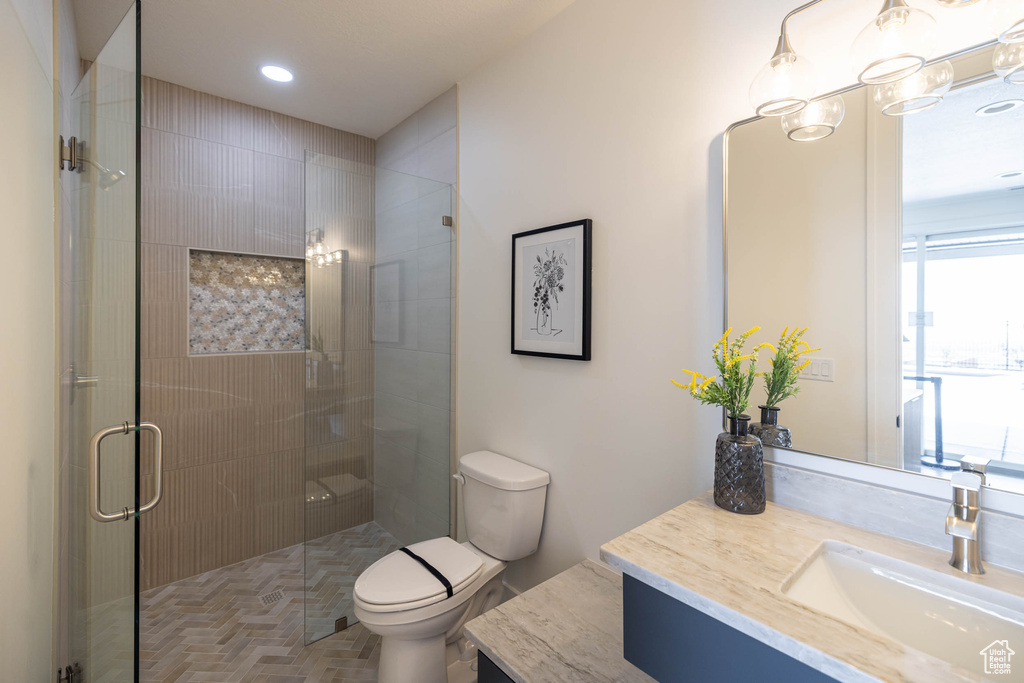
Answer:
60, 3, 457, 679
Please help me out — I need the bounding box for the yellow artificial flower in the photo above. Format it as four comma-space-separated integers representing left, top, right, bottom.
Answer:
727, 353, 755, 368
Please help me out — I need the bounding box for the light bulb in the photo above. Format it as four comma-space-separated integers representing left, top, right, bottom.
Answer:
749, 37, 817, 117
872, 60, 954, 116
315, 255, 325, 267
324, 252, 334, 263
333, 251, 343, 260
987, 0, 1024, 43
781, 94, 846, 141
994, 42, 1024, 84
852, 0, 937, 84
879, 7, 909, 30
315, 243, 324, 254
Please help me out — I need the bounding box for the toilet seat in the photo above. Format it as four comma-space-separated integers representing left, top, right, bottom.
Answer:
354, 537, 484, 613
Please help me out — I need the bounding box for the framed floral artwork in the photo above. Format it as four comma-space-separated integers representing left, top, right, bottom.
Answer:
511, 219, 592, 361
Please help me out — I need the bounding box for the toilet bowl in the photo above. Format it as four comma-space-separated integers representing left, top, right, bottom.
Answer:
353, 451, 549, 683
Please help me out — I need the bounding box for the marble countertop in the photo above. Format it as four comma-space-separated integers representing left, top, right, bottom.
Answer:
600, 492, 1024, 683
464, 560, 655, 683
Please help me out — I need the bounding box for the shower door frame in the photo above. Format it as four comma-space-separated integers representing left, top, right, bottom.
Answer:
63, 2, 146, 681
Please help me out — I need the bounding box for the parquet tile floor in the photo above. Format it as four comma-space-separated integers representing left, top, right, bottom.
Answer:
138, 522, 401, 682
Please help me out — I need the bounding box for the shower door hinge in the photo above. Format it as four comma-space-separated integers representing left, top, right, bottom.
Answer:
57, 663, 82, 683
442, 215, 453, 227
60, 135, 79, 171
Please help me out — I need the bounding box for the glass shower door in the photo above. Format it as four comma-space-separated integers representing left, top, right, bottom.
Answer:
302, 159, 454, 643
67, 3, 144, 681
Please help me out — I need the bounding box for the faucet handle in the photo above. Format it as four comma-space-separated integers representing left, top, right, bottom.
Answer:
959, 456, 989, 485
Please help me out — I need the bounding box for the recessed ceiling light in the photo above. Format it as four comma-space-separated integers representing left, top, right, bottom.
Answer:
975, 99, 1024, 117
260, 65, 293, 83
996, 171, 1024, 179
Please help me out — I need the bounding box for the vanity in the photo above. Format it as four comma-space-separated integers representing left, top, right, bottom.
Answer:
602, 493, 1024, 682
617, 31, 1024, 683
465, 560, 655, 683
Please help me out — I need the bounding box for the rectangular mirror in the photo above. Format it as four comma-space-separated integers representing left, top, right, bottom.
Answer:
725, 42, 1024, 495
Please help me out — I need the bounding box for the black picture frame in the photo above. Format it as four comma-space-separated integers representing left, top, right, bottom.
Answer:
511, 219, 592, 361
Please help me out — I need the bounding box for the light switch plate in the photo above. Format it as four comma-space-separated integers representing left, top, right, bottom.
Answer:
802, 358, 835, 383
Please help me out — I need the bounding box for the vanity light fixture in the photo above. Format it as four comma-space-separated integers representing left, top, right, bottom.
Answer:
987, 0, 1024, 44
976, 98, 1024, 116
781, 94, 846, 140
852, 0, 938, 84
749, 0, 822, 116
993, 41, 1024, 84
260, 65, 294, 82
757, 0, 1002, 138
872, 59, 954, 116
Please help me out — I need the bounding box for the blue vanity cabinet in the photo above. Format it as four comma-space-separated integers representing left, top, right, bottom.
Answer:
622, 575, 839, 683
478, 651, 516, 683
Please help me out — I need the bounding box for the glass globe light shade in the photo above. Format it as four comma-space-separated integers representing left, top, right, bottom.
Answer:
749, 52, 816, 116
781, 95, 846, 141
988, 0, 1024, 43
994, 42, 1024, 84
872, 60, 953, 116
852, 2, 937, 84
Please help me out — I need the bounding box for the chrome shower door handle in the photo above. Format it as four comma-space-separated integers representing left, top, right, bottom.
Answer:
136, 422, 164, 515
88, 421, 164, 522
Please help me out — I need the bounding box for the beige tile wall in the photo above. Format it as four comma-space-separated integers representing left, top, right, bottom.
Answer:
304, 152, 377, 542
139, 77, 375, 590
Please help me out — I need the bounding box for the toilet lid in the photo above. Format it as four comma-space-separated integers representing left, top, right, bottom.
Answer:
355, 537, 484, 609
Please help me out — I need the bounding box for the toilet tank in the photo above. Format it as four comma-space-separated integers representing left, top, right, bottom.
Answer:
459, 451, 549, 561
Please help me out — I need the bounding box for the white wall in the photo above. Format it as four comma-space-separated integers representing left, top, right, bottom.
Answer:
457, 0, 1000, 591
0, 0, 56, 678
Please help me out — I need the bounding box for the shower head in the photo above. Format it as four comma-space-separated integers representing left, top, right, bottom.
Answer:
92, 161, 127, 191
79, 157, 127, 191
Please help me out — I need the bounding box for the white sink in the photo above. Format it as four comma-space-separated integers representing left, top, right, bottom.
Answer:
782, 541, 1024, 673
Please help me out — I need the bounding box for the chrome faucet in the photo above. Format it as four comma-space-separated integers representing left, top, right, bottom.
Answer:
945, 455, 989, 575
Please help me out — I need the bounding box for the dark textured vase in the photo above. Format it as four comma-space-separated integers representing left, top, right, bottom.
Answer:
750, 405, 792, 448
714, 414, 766, 514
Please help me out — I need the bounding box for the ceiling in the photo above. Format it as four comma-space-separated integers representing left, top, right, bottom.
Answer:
902, 75, 1024, 206
71, 0, 577, 138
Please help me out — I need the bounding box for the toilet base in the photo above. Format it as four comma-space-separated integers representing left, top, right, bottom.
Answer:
379, 633, 448, 683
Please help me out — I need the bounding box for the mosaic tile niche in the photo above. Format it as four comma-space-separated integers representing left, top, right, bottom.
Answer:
189, 250, 305, 354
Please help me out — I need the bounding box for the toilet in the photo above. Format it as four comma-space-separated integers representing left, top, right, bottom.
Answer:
354, 450, 550, 683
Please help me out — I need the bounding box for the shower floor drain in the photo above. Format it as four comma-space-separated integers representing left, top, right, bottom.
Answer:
258, 590, 284, 607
